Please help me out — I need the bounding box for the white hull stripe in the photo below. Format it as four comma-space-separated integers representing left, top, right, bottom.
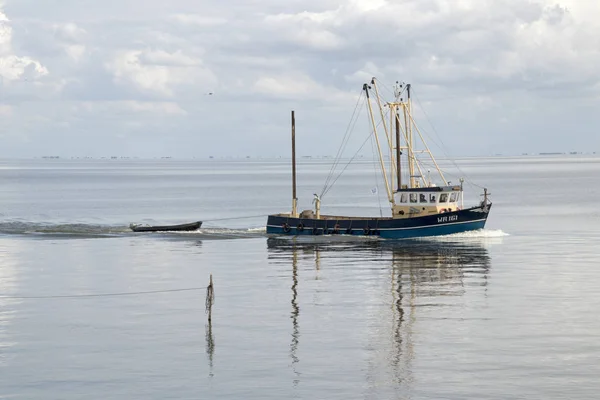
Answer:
266, 218, 487, 231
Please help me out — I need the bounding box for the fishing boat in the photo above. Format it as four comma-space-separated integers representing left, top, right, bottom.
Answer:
129, 221, 202, 232
266, 78, 492, 239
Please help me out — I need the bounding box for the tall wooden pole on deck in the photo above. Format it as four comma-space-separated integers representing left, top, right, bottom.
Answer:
291, 111, 298, 218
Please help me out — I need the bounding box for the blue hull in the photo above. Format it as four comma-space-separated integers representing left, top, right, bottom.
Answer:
378, 219, 486, 239
266, 205, 491, 240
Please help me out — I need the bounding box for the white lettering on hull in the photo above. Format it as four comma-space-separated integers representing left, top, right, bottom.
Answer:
437, 215, 458, 223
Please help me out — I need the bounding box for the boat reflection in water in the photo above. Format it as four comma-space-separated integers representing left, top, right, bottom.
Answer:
266, 237, 492, 392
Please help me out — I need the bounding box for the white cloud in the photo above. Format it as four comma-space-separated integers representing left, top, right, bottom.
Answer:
122, 100, 187, 115
264, 10, 344, 51
105, 49, 216, 97
169, 14, 227, 27
345, 62, 383, 84
53, 22, 86, 42
0, 54, 48, 80
64, 44, 86, 62
349, 0, 387, 12
107, 50, 174, 96
139, 49, 201, 67
254, 72, 353, 103
0, 10, 48, 81
2, 0, 600, 157
51, 22, 87, 62
254, 73, 319, 99
0, 103, 12, 116
73, 100, 186, 116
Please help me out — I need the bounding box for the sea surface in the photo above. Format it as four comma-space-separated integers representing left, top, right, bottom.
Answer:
0, 156, 599, 399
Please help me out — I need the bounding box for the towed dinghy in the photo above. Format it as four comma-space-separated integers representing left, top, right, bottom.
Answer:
130, 221, 202, 232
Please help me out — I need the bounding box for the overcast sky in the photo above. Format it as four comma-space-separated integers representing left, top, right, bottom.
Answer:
0, 0, 598, 158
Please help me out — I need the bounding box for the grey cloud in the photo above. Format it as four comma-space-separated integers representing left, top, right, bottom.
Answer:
1, 0, 599, 158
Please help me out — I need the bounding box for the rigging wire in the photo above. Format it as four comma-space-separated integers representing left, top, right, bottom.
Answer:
321, 92, 393, 199
370, 133, 384, 217
320, 132, 373, 199
320, 90, 365, 198
363, 79, 464, 190
411, 89, 485, 191
0, 287, 203, 300
202, 214, 268, 222
373, 77, 405, 100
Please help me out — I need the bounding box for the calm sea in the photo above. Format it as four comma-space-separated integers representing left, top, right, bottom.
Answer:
1, 156, 599, 399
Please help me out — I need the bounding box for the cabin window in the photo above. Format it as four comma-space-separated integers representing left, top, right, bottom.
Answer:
450, 192, 458, 202
429, 194, 437, 203
439, 193, 448, 203
400, 193, 408, 203
410, 193, 417, 203
419, 194, 427, 203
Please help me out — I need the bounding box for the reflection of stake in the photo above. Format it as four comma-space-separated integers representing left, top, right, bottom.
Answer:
206, 321, 215, 377
290, 250, 300, 386
206, 274, 215, 322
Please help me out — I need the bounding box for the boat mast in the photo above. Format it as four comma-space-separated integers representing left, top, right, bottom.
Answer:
291, 110, 298, 218
405, 84, 416, 188
393, 81, 403, 191
371, 78, 396, 190
401, 102, 410, 188
363, 83, 393, 204
395, 106, 402, 190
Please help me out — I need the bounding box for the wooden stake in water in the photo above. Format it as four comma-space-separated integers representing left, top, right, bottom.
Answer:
205, 274, 215, 377
206, 274, 215, 322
